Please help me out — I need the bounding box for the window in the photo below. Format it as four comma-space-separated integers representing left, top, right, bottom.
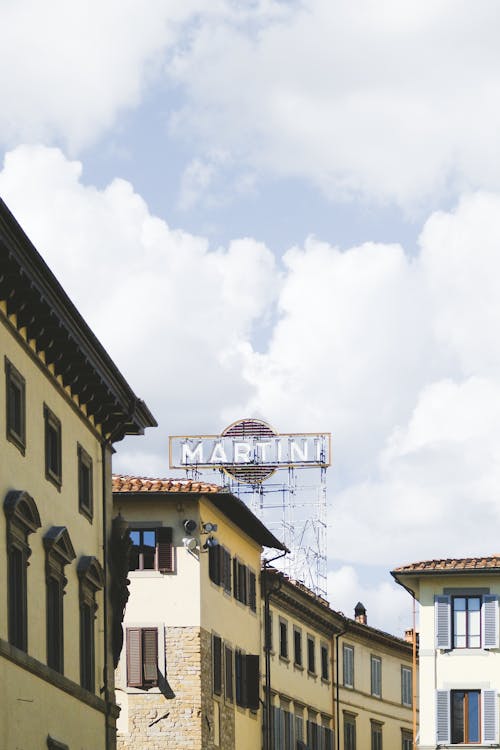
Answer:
222, 548, 232, 593
77, 445, 93, 521
295, 713, 304, 746
452, 690, 481, 743
279, 619, 288, 659
248, 570, 257, 611
436, 688, 497, 744
126, 627, 158, 688
44, 526, 76, 673
5, 358, 25, 453
78, 556, 104, 693
343, 644, 354, 688
225, 645, 233, 701
453, 596, 481, 648
44, 404, 62, 488
235, 650, 260, 710
371, 722, 383, 750
401, 730, 412, 750
401, 666, 412, 707
322, 725, 334, 750
435, 593, 499, 649
213, 634, 222, 695
294, 627, 302, 666
4, 489, 41, 651
307, 718, 319, 750
233, 558, 248, 604
344, 714, 356, 750
129, 527, 173, 572
371, 655, 382, 697
321, 643, 329, 680
307, 635, 316, 674
265, 609, 273, 652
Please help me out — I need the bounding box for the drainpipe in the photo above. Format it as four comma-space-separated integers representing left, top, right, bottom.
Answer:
263, 550, 288, 750
334, 615, 348, 750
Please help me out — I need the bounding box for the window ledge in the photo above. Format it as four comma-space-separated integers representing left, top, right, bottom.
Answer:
293, 662, 304, 671
128, 570, 163, 578
279, 655, 290, 664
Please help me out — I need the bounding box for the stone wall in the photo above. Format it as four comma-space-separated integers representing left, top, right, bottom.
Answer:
117, 626, 202, 750
200, 628, 235, 750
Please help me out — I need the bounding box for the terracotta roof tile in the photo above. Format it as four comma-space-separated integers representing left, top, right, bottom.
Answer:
112, 475, 222, 495
393, 556, 500, 574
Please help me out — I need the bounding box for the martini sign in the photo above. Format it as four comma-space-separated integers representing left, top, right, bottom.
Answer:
169, 419, 331, 483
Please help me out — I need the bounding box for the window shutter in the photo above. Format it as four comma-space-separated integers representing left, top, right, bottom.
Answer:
436, 690, 450, 744
249, 571, 257, 611
483, 689, 497, 742
482, 596, 499, 649
435, 595, 451, 649
233, 557, 239, 599
209, 545, 220, 584
157, 527, 173, 572
225, 645, 233, 700
213, 635, 222, 695
222, 549, 232, 593
127, 628, 143, 687
142, 628, 158, 684
245, 654, 260, 710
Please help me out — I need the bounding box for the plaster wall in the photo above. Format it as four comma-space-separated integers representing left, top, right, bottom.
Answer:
0, 317, 108, 739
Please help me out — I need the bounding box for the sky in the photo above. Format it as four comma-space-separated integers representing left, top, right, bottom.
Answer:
2, 0, 500, 636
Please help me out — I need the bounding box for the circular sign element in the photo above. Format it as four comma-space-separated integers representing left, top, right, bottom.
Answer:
222, 418, 277, 484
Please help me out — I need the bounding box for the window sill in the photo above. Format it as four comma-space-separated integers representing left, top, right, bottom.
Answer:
128, 570, 163, 578
293, 662, 304, 671
279, 655, 290, 664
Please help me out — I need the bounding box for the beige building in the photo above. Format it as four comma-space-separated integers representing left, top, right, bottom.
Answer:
0, 199, 155, 750
112, 475, 286, 750
334, 603, 415, 750
393, 556, 500, 749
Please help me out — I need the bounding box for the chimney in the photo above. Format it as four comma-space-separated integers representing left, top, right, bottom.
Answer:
354, 601, 367, 625
404, 628, 413, 643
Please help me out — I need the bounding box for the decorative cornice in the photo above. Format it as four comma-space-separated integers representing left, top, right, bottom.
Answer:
0, 199, 156, 442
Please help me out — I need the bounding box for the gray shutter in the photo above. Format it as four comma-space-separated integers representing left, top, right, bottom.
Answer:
436, 690, 450, 744
245, 654, 259, 710
483, 689, 497, 742
482, 596, 499, 649
126, 628, 142, 687
435, 595, 451, 649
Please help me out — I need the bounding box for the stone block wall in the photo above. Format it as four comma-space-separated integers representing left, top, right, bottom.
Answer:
200, 628, 235, 750
117, 626, 203, 750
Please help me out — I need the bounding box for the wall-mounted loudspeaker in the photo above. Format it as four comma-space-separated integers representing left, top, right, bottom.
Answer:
183, 519, 197, 534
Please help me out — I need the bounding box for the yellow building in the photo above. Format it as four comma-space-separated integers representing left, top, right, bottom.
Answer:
262, 572, 415, 750
112, 475, 286, 750
334, 603, 415, 750
262, 568, 335, 749
0, 199, 156, 750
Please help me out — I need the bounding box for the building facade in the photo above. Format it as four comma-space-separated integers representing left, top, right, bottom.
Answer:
112, 475, 286, 750
262, 568, 335, 750
333, 604, 415, 750
0, 199, 155, 750
393, 556, 500, 749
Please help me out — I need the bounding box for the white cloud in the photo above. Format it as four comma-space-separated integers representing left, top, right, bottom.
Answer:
0, 145, 279, 473
166, 0, 500, 208
0, 0, 209, 150
327, 565, 413, 637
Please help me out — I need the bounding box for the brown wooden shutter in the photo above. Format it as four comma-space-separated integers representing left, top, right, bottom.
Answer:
142, 628, 158, 685
127, 628, 143, 687
209, 544, 221, 585
245, 654, 260, 710
157, 527, 173, 572
213, 635, 222, 695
